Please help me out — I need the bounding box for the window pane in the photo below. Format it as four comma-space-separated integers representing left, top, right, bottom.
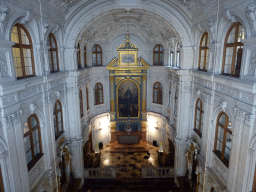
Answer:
177, 52, 180, 67
200, 49, 205, 69
23, 49, 33, 76
237, 25, 245, 43
154, 46, 159, 52
51, 36, 56, 48
196, 119, 199, 130
11, 26, 19, 44
48, 50, 53, 71
57, 102, 61, 110
160, 53, 164, 65
32, 129, 39, 144
92, 46, 96, 52
58, 112, 62, 124
26, 150, 32, 164
97, 54, 101, 65
154, 54, 158, 65
24, 136, 31, 152
233, 47, 243, 76
196, 110, 200, 121
159, 45, 163, 52
227, 27, 236, 44
224, 47, 233, 74
24, 122, 29, 134
154, 90, 158, 103
20, 28, 30, 45
30, 116, 38, 128
92, 54, 96, 65
227, 118, 232, 132
201, 35, 206, 47
13, 47, 23, 77
219, 114, 226, 126
224, 132, 232, 162
34, 142, 40, 156
170, 52, 173, 66
217, 126, 224, 143
205, 49, 209, 70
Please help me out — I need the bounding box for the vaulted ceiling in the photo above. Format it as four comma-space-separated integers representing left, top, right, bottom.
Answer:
78, 9, 180, 44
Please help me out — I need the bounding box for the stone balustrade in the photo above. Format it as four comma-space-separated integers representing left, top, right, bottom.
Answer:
84, 166, 116, 179
141, 166, 175, 178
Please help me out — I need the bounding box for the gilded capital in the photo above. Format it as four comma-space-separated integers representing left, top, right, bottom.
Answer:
109, 76, 115, 82
142, 76, 147, 81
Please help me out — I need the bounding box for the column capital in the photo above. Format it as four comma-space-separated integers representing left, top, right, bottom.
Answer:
142, 76, 147, 81
109, 76, 115, 82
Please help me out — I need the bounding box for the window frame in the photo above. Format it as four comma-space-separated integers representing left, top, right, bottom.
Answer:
213, 112, 232, 167
153, 82, 163, 105
24, 114, 43, 171
153, 44, 164, 66
198, 32, 209, 71
77, 43, 81, 69
48, 33, 59, 73
94, 83, 104, 105
174, 89, 178, 116
12, 23, 35, 79
194, 98, 203, 137
0, 166, 4, 191
92, 44, 102, 66
222, 22, 244, 77
79, 90, 84, 119
54, 100, 64, 140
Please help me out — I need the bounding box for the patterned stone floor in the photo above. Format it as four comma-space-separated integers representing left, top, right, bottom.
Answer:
100, 142, 159, 181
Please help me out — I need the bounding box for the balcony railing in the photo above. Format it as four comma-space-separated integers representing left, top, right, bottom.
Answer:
141, 166, 175, 178
84, 166, 116, 179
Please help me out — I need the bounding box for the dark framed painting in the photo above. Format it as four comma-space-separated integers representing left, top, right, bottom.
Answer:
118, 80, 138, 118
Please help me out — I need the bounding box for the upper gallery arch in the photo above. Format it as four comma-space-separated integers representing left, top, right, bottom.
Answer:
64, 0, 193, 48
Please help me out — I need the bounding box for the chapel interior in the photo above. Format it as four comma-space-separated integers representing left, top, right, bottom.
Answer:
1, 0, 256, 192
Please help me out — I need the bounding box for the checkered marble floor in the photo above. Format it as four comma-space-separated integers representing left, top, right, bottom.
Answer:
100, 142, 159, 181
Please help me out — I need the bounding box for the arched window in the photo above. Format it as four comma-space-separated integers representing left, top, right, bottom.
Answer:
77, 43, 81, 69
153, 82, 163, 104
153, 44, 164, 65
11, 24, 35, 79
79, 90, 84, 118
86, 87, 89, 110
48, 33, 59, 73
177, 51, 180, 68
210, 187, 215, 192
84, 45, 87, 67
198, 32, 209, 71
54, 100, 64, 139
222, 22, 244, 77
92, 44, 102, 66
174, 89, 178, 116
214, 112, 232, 166
94, 83, 103, 105
24, 114, 42, 170
194, 99, 203, 137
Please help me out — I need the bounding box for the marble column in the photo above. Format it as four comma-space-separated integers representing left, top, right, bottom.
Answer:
109, 76, 116, 132
141, 75, 147, 132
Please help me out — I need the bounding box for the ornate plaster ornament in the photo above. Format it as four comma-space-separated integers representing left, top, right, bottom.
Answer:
247, 3, 256, 31
224, 9, 236, 22
220, 101, 227, 111
30, 103, 36, 113
20, 11, 31, 24
196, 89, 201, 97
197, 22, 205, 33
57, 91, 61, 98
52, 24, 58, 33
0, 4, 8, 33
42, 22, 48, 34
208, 20, 216, 38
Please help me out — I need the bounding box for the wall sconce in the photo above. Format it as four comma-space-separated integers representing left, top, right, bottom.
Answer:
98, 122, 103, 130
155, 121, 159, 129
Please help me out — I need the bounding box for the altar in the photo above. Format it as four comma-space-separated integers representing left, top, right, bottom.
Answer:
111, 131, 146, 144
